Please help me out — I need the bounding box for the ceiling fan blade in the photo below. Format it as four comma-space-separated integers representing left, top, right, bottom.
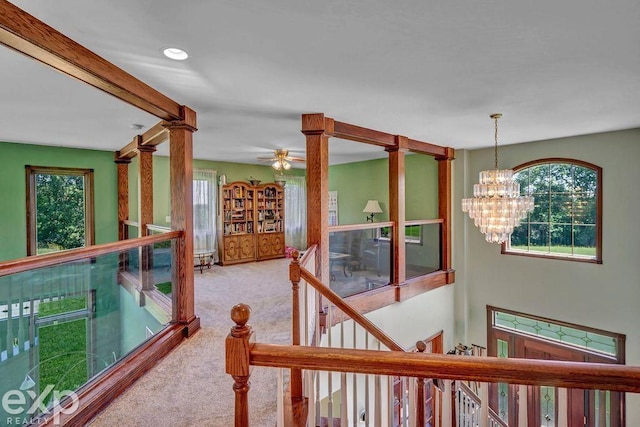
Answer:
285, 156, 305, 162
257, 157, 277, 161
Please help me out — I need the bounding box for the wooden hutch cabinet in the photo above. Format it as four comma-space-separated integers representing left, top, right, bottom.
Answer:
220, 181, 285, 265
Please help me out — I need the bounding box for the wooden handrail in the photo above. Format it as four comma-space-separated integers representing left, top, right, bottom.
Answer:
249, 343, 640, 393
328, 221, 393, 233
0, 231, 182, 277
405, 219, 444, 226
300, 266, 404, 351
299, 244, 317, 267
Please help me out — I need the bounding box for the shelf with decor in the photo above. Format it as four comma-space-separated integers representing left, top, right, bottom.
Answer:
220, 181, 285, 265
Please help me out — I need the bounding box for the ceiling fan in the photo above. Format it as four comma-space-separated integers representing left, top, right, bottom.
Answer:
257, 149, 305, 173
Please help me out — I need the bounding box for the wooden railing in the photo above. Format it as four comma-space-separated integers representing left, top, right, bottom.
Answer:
226, 305, 640, 426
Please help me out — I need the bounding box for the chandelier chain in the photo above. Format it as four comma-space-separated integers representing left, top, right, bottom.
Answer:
494, 114, 499, 169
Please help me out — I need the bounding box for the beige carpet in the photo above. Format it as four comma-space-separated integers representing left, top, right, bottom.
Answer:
89, 258, 293, 427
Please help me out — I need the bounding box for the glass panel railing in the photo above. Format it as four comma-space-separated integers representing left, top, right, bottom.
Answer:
0, 237, 176, 423
328, 226, 392, 298
405, 222, 441, 280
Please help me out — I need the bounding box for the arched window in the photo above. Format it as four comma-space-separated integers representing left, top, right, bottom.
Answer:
502, 158, 602, 263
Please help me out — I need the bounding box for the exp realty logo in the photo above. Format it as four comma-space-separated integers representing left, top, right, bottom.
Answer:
2, 385, 79, 425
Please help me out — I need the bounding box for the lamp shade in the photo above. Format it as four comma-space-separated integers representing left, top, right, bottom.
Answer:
362, 200, 383, 214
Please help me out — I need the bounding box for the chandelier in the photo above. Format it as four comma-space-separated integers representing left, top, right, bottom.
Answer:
462, 114, 534, 243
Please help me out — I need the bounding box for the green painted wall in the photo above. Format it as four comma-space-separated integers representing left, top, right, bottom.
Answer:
328, 154, 438, 225
0, 141, 117, 261
127, 156, 305, 226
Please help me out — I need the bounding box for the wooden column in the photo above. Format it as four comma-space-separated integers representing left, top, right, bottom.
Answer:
436, 148, 455, 283
225, 304, 253, 427
115, 153, 131, 241
166, 106, 200, 335
301, 113, 332, 284
137, 138, 156, 291
115, 153, 131, 272
387, 136, 407, 290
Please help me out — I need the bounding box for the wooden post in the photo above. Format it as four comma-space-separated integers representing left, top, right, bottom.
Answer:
387, 137, 407, 291
115, 153, 131, 271
289, 251, 303, 401
301, 113, 332, 284
138, 138, 156, 291
415, 340, 427, 426
436, 148, 455, 283
225, 304, 254, 427
166, 106, 200, 335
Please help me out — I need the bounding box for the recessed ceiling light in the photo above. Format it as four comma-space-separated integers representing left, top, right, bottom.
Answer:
163, 47, 189, 61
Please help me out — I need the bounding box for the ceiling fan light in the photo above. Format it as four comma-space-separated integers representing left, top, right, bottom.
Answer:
272, 160, 281, 170
283, 161, 291, 170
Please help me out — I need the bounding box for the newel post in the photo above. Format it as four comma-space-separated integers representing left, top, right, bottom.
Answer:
415, 341, 427, 426
290, 251, 303, 401
226, 304, 254, 427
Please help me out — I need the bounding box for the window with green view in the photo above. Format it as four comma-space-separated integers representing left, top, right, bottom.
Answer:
506, 159, 601, 262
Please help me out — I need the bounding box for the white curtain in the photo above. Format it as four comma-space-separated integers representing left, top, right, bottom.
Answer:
282, 175, 307, 250
193, 169, 218, 262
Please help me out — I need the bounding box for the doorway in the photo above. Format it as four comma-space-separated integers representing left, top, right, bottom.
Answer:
487, 306, 625, 426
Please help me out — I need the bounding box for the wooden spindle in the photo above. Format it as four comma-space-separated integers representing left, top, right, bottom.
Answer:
225, 303, 253, 427
416, 341, 427, 426
289, 251, 303, 401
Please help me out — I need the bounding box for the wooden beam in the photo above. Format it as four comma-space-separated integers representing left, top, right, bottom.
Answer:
0, 1, 182, 120
117, 121, 170, 160
407, 138, 449, 157
332, 121, 395, 147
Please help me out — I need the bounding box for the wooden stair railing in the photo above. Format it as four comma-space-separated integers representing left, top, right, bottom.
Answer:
226, 304, 640, 426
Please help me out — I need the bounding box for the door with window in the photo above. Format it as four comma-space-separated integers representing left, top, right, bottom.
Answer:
488, 307, 624, 426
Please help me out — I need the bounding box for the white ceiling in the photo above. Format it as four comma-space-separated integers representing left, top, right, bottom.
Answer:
2, 0, 639, 166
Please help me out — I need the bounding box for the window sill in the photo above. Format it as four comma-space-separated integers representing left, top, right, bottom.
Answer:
501, 247, 602, 264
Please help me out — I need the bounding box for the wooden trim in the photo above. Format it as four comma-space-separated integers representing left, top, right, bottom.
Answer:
328, 221, 394, 232
116, 161, 129, 241
300, 267, 404, 351
248, 344, 640, 392
25, 165, 95, 256
398, 272, 448, 301
0, 2, 182, 121
503, 158, 603, 264
41, 323, 187, 426
0, 232, 182, 277
299, 244, 317, 268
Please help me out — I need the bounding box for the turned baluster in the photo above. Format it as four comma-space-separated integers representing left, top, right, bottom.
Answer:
226, 303, 253, 427
416, 340, 427, 426
289, 251, 303, 400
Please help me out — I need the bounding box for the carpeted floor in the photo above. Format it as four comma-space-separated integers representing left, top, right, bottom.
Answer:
89, 258, 293, 427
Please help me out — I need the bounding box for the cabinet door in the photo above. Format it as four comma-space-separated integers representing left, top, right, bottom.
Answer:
238, 234, 255, 260
224, 236, 240, 261
270, 233, 284, 256
257, 234, 271, 258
